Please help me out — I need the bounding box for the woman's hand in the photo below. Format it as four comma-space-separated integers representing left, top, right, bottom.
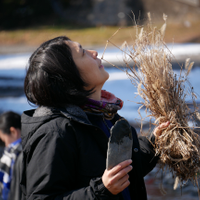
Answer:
153, 121, 170, 137
102, 159, 132, 195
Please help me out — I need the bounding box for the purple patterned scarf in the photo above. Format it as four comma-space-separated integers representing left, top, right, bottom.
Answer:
82, 90, 123, 120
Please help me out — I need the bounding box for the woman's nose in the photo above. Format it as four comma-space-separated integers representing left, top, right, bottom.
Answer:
88, 50, 98, 59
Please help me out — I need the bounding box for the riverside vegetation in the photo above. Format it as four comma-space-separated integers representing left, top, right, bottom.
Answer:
0, 18, 200, 47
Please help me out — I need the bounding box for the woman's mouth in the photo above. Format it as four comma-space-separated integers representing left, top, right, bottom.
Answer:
99, 65, 104, 69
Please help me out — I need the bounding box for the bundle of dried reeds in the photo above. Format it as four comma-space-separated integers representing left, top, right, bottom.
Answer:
102, 13, 200, 188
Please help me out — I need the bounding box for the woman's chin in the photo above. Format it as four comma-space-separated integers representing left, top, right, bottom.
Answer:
103, 71, 109, 82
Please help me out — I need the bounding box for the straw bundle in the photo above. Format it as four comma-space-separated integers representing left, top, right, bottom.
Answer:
102, 13, 200, 187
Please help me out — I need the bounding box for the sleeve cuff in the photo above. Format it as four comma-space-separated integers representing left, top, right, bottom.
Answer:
90, 177, 120, 200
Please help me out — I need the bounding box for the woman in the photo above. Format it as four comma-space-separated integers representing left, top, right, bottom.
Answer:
20, 36, 168, 200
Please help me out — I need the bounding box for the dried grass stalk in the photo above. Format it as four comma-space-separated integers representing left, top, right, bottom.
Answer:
102, 13, 200, 187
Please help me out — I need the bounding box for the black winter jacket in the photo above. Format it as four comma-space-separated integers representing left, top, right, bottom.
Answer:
20, 105, 158, 200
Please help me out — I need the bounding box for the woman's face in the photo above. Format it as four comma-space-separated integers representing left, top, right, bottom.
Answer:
66, 40, 109, 91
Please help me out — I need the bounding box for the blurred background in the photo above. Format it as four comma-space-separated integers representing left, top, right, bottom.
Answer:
0, 0, 200, 49
0, 0, 200, 199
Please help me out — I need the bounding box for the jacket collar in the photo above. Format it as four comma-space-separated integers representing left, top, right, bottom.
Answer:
33, 105, 92, 125
61, 105, 92, 125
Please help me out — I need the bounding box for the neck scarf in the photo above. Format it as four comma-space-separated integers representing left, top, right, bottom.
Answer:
82, 90, 123, 120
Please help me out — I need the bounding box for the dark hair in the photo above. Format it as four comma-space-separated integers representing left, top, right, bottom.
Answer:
24, 36, 94, 107
0, 111, 21, 135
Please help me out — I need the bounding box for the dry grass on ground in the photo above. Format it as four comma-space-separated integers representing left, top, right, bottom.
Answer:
0, 19, 200, 47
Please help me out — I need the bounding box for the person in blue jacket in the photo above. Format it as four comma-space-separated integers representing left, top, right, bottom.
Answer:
0, 111, 22, 200
21, 36, 169, 200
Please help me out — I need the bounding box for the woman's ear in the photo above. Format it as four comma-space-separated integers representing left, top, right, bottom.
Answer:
10, 127, 21, 140
10, 127, 18, 138
10, 126, 16, 134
